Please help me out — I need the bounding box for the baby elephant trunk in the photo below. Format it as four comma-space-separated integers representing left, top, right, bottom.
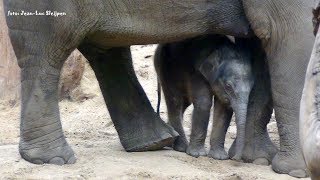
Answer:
231, 95, 249, 161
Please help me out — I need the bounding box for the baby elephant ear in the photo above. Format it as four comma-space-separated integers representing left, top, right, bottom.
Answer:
196, 53, 220, 84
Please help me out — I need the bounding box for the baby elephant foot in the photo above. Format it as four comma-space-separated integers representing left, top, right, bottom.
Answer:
186, 146, 207, 158
19, 138, 76, 165
208, 148, 229, 160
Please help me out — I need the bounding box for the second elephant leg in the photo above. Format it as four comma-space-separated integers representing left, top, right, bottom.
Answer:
208, 98, 233, 160
269, 51, 310, 177
187, 76, 212, 157
19, 53, 76, 165
9, 27, 81, 165
228, 56, 277, 165
164, 92, 189, 152
79, 45, 178, 151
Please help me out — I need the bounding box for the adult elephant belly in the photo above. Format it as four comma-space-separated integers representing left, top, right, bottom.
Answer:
87, 0, 252, 47
4, 0, 251, 165
227, 0, 315, 178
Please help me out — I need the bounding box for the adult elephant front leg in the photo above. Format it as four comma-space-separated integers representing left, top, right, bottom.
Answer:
267, 37, 311, 178
4, 0, 94, 165
9, 33, 78, 165
19, 56, 76, 165
242, 0, 314, 177
79, 45, 178, 151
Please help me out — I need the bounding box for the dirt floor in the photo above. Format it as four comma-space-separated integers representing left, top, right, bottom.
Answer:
0, 45, 309, 179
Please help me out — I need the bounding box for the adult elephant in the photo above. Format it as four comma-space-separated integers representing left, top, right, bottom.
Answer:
3, 0, 251, 165
226, 0, 314, 178
300, 1, 320, 179
3, 0, 314, 178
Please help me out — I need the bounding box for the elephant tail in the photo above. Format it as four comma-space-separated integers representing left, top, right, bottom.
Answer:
157, 78, 161, 116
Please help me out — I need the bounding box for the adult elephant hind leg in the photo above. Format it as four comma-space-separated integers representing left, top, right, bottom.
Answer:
228, 39, 277, 165
78, 46, 178, 151
229, 72, 276, 165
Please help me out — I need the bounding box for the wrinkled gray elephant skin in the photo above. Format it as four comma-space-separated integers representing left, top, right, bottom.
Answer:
231, 0, 315, 178
3, 0, 251, 165
4, 0, 315, 177
154, 35, 253, 160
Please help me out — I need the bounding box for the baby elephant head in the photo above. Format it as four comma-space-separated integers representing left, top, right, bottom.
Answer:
198, 39, 254, 160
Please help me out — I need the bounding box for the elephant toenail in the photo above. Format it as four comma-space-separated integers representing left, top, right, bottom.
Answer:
49, 157, 65, 165
288, 169, 308, 178
253, 158, 269, 166
33, 159, 44, 164
67, 156, 77, 164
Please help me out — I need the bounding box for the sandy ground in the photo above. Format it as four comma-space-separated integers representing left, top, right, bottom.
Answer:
0, 45, 309, 179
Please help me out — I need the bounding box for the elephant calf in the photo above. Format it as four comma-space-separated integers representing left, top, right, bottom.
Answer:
154, 35, 254, 160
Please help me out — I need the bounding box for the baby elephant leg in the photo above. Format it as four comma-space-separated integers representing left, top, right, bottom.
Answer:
187, 76, 212, 157
166, 97, 189, 152
208, 98, 233, 160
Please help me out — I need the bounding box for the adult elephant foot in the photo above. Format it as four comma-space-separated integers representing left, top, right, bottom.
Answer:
228, 131, 277, 165
79, 45, 178, 151
272, 152, 307, 178
20, 138, 76, 165
121, 114, 178, 152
